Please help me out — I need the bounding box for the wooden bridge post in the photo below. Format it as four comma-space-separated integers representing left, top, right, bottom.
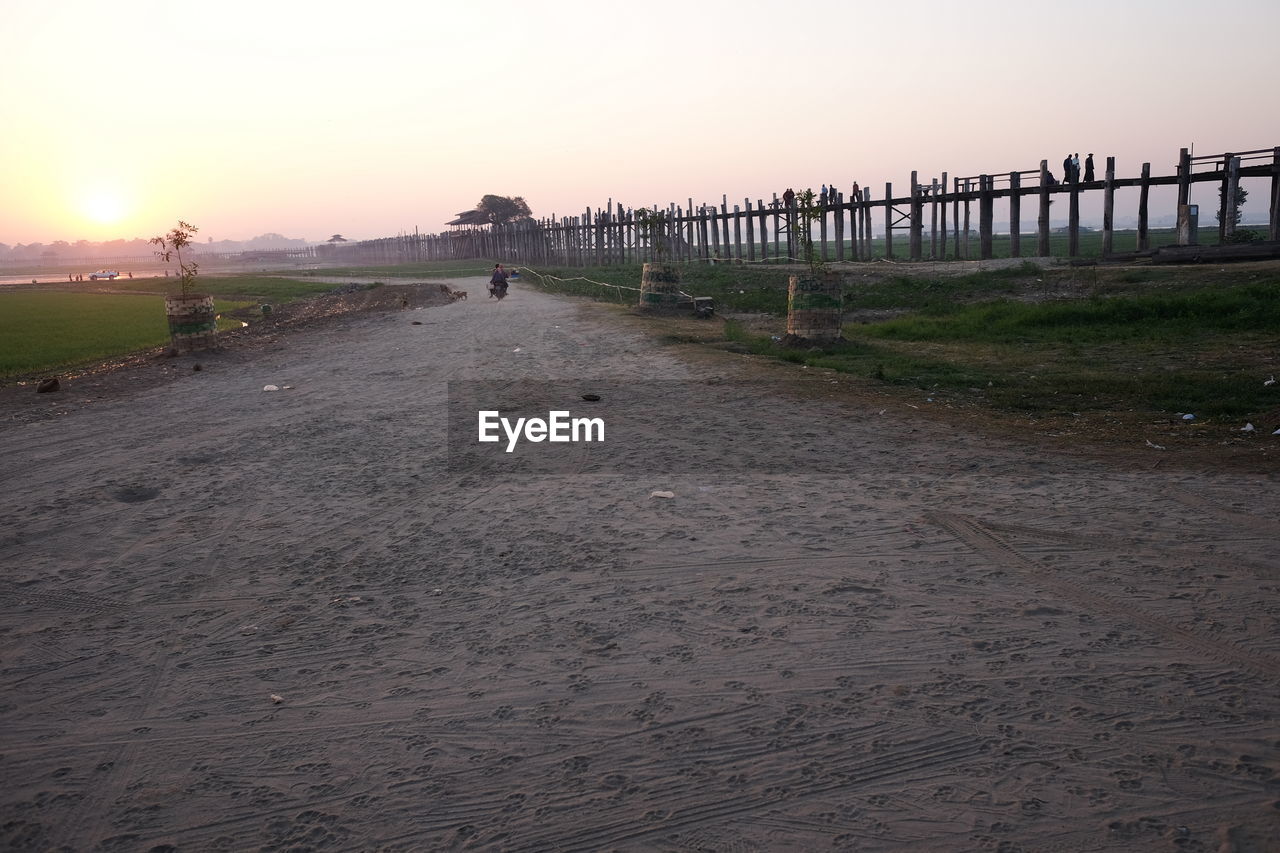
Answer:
930, 178, 939, 259
952, 178, 961, 260
884, 182, 894, 260
1270, 147, 1280, 241
853, 189, 864, 261
1217, 154, 1231, 245
939, 172, 948, 260
865, 186, 876, 259
745, 200, 756, 261
1138, 162, 1151, 251
909, 171, 923, 261
819, 195, 830, 262
1068, 179, 1080, 257
772, 197, 781, 260
835, 193, 845, 262
733, 203, 742, 261
1009, 173, 1021, 258
756, 198, 765, 261
978, 175, 993, 259
603, 212, 612, 265
721, 197, 731, 259
1177, 147, 1191, 208
1037, 160, 1050, 257
709, 203, 720, 260
1102, 156, 1116, 257
1223, 155, 1241, 243
962, 180, 971, 260
593, 207, 603, 266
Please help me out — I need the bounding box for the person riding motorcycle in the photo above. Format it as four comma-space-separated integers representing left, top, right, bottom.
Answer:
488, 264, 509, 299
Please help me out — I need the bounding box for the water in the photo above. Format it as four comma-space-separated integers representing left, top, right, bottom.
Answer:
0, 270, 168, 287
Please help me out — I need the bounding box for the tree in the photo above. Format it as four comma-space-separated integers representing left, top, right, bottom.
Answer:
634, 207, 672, 261
1216, 184, 1249, 227
151, 221, 200, 298
475, 194, 532, 225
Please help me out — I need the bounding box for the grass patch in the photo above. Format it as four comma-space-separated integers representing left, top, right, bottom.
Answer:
0, 291, 251, 377
868, 282, 1280, 345
520, 259, 1057, 315
714, 276, 1279, 423
107, 275, 339, 302
300, 260, 499, 279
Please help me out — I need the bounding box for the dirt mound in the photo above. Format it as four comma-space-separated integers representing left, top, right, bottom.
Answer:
231, 282, 455, 331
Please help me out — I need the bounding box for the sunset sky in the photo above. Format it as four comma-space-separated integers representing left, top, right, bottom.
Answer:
3, 0, 1278, 246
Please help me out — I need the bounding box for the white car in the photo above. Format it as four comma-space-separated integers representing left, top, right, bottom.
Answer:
89, 270, 119, 280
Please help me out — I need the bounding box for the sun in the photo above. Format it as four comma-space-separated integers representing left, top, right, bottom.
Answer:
82, 191, 127, 225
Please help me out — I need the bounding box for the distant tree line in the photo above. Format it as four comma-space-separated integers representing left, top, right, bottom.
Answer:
0, 232, 312, 262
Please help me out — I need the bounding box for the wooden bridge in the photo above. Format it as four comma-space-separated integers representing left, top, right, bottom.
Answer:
321, 144, 1280, 268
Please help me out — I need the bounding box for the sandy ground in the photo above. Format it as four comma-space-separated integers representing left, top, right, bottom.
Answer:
1, 277, 1278, 852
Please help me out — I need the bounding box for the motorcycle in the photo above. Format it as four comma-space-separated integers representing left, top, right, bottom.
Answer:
488, 280, 508, 300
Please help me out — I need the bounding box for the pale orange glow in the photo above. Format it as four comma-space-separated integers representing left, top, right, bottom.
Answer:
81, 191, 127, 226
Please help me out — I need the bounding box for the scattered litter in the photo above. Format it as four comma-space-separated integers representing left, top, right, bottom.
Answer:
512, 347, 522, 353
878, 409, 886, 415
270, 694, 284, 704
263, 384, 280, 392
1181, 413, 1195, 421
240, 625, 258, 634
580, 393, 601, 402
1145, 439, 1165, 450
240, 321, 249, 328
1273, 427, 1280, 435
649, 490, 676, 499
1240, 423, 1255, 432
1265, 375, 1276, 386
282, 385, 293, 390
771, 335, 782, 342
412, 320, 423, 325
431, 588, 443, 596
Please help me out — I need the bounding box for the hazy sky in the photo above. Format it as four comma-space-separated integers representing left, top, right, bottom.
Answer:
4, 0, 1278, 245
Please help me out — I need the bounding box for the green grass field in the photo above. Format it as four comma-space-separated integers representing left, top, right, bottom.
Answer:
715, 280, 1279, 420
0, 292, 251, 377
0, 275, 386, 379
103, 274, 341, 302
523, 259, 1280, 425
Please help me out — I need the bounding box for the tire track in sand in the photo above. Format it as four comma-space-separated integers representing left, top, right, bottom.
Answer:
926, 511, 1280, 679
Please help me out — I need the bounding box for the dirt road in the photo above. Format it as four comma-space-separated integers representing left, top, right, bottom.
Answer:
2, 278, 1277, 851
